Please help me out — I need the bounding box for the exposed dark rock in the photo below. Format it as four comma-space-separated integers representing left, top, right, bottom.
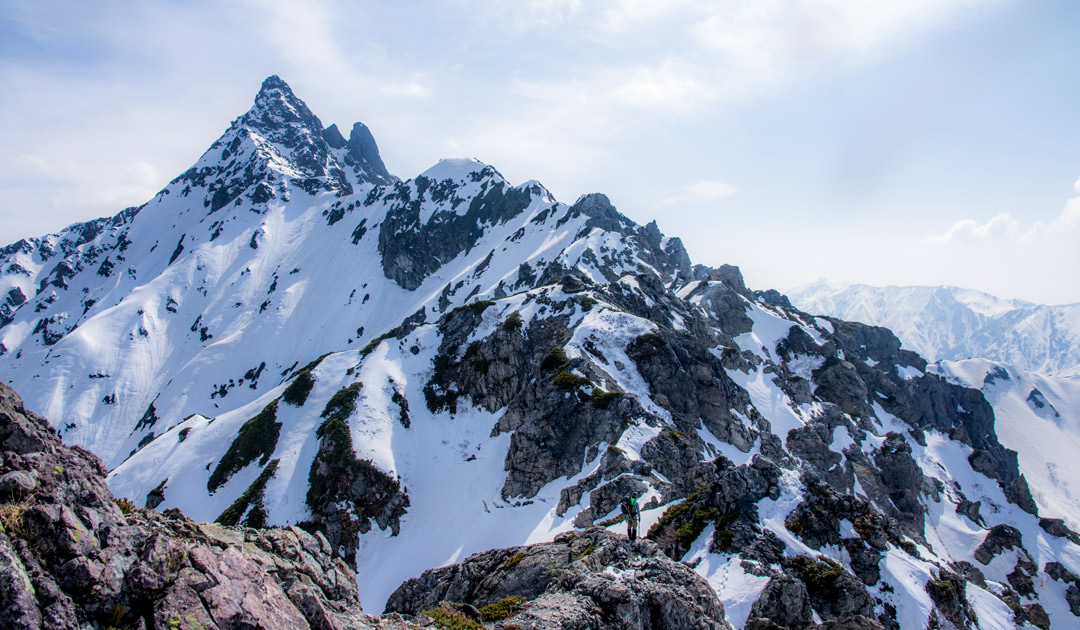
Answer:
559, 273, 587, 293
627, 328, 756, 456
1002, 476, 1039, 516
952, 561, 986, 589
1067, 584, 1080, 617
1023, 603, 1050, 630
0, 470, 36, 499
974, 524, 1023, 565
344, 122, 394, 186
1007, 553, 1038, 597
955, 492, 985, 527
306, 383, 408, 562
812, 356, 870, 419
747, 575, 814, 629
756, 289, 793, 309
815, 616, 886, 630
710, 264, 751, 298
842, 537, 882, 586
696, 281, 754, 336
1045, 561, 1080, 585
1040, 517, 1080, 544
926, 572, 975, 628
386, 527, 733, 629
379, 175, 533, 290
871, 432, 925, 536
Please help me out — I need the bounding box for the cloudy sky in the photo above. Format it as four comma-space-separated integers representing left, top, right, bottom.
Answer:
2, 0, 1078, 303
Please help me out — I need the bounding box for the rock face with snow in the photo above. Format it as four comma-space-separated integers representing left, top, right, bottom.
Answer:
0, 381, 413, 630
3, 76, 1080, 629
788, 280, 1080, 375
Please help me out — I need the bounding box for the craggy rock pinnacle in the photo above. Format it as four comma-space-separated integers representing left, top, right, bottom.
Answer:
385, 527, 734, 630
0, 382, 409, 630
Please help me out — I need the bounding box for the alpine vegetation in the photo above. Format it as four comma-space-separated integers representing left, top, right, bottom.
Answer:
2, 76, 1079, 629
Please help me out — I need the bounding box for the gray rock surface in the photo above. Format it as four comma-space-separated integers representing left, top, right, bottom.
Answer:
386, 527, 734, 629
747, 575, 814, 629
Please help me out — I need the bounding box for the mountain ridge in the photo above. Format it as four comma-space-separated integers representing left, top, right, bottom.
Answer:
789, 279, 1080, 375
2, 76, 1079, 629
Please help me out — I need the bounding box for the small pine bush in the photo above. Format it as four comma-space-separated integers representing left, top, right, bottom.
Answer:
590, 388, 622, 409
207, 400, 282, 493
467, 300, 495, 315
503, 311, 523, 331
216, 459, 280, 527
322, 382, 363, 421
789, 555, 844, 602
479, 595, 527, 621
674, 506, 719, 548
540, 347, 569, 372
423, 607, 483, 630
282, 370, 316, 406
553, 370, 591, 392
635, 332, 667, 349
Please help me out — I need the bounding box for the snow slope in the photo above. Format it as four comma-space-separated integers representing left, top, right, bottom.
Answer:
935, 359, 1080, 530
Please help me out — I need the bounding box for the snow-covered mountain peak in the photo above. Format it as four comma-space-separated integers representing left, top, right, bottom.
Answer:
6, 77, 1080, 629
420, 157, 497, 184
242, 74, 326, 139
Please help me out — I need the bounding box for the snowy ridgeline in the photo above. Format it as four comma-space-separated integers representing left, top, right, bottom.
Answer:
2, 76, 1080, 629
788, 280, 1080, 376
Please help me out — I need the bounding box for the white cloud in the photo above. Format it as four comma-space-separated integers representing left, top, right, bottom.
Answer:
1021, 177, 1080, 244
381, 81, 433, 98
924, 212, 1019, 244
659, 180, 738, 207
926, 177, 1080, 245
612, 64, 711, 109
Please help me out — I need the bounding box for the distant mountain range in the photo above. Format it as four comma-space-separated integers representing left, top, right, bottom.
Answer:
788, 280, 1080, 375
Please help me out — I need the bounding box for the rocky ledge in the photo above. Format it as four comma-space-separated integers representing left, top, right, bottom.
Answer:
386, 526, 733, 630
0, 381, 412, 630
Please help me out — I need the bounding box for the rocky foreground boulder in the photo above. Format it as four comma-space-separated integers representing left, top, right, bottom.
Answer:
0, 381, 413, 630
386, 526, 733, 630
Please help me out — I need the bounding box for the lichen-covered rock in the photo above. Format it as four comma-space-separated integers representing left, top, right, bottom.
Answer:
0, 381, 407, 630
385, 527, 733, 629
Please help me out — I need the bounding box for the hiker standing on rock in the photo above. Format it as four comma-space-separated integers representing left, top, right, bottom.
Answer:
620, 496, 641, 541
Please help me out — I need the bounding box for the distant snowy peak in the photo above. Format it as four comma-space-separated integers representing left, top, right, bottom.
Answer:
420, 157, 497, 184
789, 280, 1080, 374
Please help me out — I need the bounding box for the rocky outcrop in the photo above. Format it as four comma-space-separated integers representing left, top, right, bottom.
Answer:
385, 527, 734, 629
378, 173, 534, 290
974, 524, 1024, 565
0, 381, 406, 629
305, 382, 409, 563
747, 575, 814, 629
